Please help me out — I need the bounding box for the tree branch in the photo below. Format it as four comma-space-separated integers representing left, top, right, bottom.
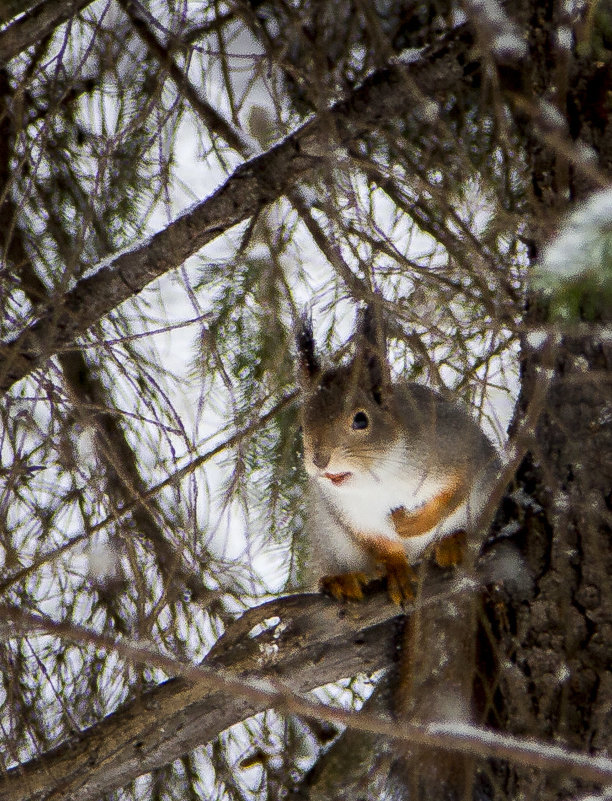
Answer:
0, 0, 41, 26
0, 588, 402, 801
0, 0, 94, 65
0, 28, 474, 396
117, 0, 250, 156
1, 573, 611, 801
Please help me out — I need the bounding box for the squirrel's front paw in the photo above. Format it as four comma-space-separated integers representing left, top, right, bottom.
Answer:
320, 572, 368, 601
390, 505, 426, 538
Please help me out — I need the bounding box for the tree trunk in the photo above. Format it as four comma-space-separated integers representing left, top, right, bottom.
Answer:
488, 327, 612, 800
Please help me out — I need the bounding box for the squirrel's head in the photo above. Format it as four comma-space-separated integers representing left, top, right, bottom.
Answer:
296, 304, 401, 484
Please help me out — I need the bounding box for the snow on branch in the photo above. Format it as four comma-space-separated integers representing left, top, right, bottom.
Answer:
1, 575, 611, 801
535, 188, 612, 320
0, 25, 475, 397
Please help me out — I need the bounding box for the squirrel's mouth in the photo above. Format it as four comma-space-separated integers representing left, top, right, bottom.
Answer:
324, 471, 352, 486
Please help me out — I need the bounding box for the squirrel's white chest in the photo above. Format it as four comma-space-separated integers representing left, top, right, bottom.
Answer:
316, 443, 445, 559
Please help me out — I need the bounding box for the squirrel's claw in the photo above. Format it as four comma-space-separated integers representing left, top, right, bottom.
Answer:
384, 560, 416, 605
320, 572, 368, 601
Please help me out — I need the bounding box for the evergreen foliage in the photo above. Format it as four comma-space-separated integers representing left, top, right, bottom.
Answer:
0, 1, 610, 799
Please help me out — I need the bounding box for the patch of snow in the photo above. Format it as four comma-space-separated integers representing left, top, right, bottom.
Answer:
495, 521, 521, 539
492, 32, 528, 59
539, 100, 566, 130
466, 0, 505, 25
526, 329, 548, 350
392, 47, 425, 65
482, 544, 533, 598
575, 141, 598, 164
88, 543, 118, 580
555, 663, 571, 683
510, 487, 543, 512
465, 0, 527, 59
248, 616, 281, 639
556, 26, 573, 50
417, 99, 440, 123
538, 187, 612, 281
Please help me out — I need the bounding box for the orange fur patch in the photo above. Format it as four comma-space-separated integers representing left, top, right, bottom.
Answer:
390, 473, 467, 538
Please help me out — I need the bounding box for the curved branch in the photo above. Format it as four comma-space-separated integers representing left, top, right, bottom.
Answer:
1, 568, 611, 801
0, 588, 403, 801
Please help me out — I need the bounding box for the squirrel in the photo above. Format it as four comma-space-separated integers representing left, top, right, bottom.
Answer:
296, 302, 501, 604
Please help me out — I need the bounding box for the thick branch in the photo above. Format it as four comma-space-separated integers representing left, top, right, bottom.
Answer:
0, 28, 473, 396
0, 0, 93, 65
0, 0, 41, 25
0, 588, 403, 801
1, 573, 612, 801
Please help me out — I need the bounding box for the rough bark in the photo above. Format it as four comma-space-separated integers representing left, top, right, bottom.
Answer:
484, 3, 612, 795
0, 589, 403, 801
1, 571, 611, 801
489, 331, 612, 801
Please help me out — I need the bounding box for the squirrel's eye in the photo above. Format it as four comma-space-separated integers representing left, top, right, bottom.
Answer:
351, 411, 369, 430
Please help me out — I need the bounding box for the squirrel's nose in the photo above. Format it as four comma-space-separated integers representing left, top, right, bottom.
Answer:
312, 448, 330, 470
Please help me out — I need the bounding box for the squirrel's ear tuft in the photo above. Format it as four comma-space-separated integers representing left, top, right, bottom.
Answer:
356, 300, 391, 404
360, 303, 384, 349
296, 311, 320, 386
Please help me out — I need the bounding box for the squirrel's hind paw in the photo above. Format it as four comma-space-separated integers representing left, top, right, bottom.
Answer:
320, 572, 368, 601
433, 530, 467, 568
385, 561, 417, 605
